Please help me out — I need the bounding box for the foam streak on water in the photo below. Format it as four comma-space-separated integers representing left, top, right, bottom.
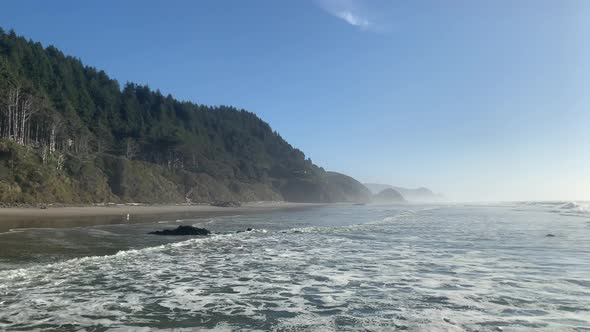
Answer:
0, 204, 589, 331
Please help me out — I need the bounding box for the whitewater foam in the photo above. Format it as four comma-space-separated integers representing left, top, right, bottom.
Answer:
0, 204, 589, 331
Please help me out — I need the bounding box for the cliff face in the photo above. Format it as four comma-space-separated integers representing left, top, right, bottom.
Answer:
278, 172, 371, 204
0, 141, 371, 205
0, 140, 284, 204
0, 29, 369, 204
324, 172, 372, 203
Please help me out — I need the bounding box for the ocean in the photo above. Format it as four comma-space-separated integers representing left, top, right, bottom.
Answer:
0, 202, 589, 331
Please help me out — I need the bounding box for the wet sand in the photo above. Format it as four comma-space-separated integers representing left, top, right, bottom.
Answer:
0, 202, 323, 233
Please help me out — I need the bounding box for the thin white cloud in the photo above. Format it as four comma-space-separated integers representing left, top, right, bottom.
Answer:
334, 10, 370, 28
314, 0, 372, 30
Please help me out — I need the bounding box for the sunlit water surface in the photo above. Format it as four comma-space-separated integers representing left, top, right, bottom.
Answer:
0, 203, 589, 331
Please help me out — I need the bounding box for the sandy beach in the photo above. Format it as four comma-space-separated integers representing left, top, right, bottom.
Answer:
0, 202, 323, 233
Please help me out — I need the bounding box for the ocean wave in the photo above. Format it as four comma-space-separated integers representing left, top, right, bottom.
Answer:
0, 211, 416, 286
0, 231, 245, 282
280, 209, 415, 236
521, 201, 590, 218
1, 205, 588, 331
560, 202, 588, 211
558, 202, 590, 217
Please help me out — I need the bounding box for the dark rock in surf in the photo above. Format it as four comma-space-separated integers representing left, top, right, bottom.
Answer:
149, 225, 211, 236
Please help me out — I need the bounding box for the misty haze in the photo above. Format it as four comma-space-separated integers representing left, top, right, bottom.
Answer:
0, 1, 588, 331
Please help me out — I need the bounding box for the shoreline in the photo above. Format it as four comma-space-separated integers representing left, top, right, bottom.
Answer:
0, 202, 325, 233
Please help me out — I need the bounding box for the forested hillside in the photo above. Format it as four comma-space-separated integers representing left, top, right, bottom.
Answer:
0, 28, 368, 204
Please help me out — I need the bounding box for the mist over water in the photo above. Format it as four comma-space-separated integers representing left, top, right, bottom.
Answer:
0, 203, 589, 331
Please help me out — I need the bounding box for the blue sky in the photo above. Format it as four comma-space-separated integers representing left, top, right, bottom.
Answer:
1, 0, 589, 201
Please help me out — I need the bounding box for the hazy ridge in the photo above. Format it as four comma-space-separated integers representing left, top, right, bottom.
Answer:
364, 183, 443, 202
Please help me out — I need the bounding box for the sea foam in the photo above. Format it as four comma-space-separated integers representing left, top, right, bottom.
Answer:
1, 204, 588, 331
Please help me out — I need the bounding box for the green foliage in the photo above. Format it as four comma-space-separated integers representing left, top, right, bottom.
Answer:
0, 140, 77, 203
0, 140, 289, 204
97, 155, 184, 203
0, 29, 369, 204
0, 29, 321, 183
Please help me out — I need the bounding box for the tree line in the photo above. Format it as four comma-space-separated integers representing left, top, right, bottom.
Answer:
0, 28, 323, 182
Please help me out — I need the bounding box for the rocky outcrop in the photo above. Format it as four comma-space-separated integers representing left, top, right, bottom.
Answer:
373, 188, 406, 203
149, 225, 211, 236
364, 183, 443, 202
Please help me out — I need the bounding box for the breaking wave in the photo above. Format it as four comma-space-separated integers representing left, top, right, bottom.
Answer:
560, 201, 589, 212
559, 201, 590, 217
